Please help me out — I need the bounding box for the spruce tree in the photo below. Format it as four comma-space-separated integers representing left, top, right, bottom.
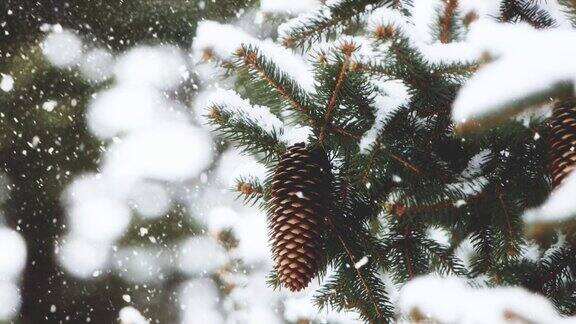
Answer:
202, 1, 576, 322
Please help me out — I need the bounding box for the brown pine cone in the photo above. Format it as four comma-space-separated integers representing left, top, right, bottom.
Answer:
549, 100, 576, 189
269, 143, 332, 292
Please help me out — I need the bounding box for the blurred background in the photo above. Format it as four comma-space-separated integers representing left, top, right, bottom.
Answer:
0, 1, 357, 323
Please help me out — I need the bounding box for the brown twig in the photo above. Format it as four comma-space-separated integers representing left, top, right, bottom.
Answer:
497, 191, 516, 256
439, 0, 459, 44
319, 45, 353, 143
323, 214, 383, 320
389, 153, 421, 174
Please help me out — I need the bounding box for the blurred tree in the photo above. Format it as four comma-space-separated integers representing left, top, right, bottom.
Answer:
0, 0, 255, 322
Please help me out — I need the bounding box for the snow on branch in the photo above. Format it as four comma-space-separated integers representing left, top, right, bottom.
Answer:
260, 0, 320, 15
206, 89, 284, 135
359, 79, 409, 154
193, 21, 314, 92
398, 275, 574, 323
524, 172, 576, 223
452, 21, 576, 127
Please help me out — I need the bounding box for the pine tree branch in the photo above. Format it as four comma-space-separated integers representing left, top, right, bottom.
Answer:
323, 214, 386, 320
497, 191, 515, 255
332, 126, 361, 139
500, 0, 557, 28
281, 0, 396, 48
234, 176, 266, 206
455, 81, 574, 134
389, 153, 421, 174
206, 104, 286, 161
319, 45, 353, 143
235, 45, 317, 125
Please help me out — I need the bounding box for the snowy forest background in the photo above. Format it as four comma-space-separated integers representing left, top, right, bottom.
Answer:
1, 0, 576, 323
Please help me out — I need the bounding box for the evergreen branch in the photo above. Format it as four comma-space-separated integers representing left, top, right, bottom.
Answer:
455, 81, 574, 134
432, 61, 479, 78
234, 176, 266, 206
369, 31, 457, 114
323, 214, 390, 320
206, 104, 286, 161
355, 61, 396, 78
390, 153, 421, 174
235, 45, 317, 125
500, 0, 557, 28
439, 0, 459, 44
421, 238, 468, 276
497, 191, 517, 256
385, 176, 488, 220
281, 0, 396, 49
314, 263, 393, 322
319, 44, 353, 143
332, 126, 361, 139
469, 227, 496, 277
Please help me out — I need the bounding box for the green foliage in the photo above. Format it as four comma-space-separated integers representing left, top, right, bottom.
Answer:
500, 0, 557, 28
207, 0, 576, 322
207, 103, 286, 162
281, 0, 397, 49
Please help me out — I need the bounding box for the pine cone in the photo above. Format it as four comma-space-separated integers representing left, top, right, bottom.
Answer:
549, 100, 576, 189
269, 143, 332, 291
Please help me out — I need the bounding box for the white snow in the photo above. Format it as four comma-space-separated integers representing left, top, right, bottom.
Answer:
233, 212, 271, 265
0, 229, 26, 281
360, 80, 409, 153
80, 48, 114, 83
86, 86, 169, 139
102, 121, 212, 185
283, 285, 360, 323
260, 0, 320, 14
68, 196, 131, 243
215, 148, 268, 188
354, 256, 369, 269
119, 306, 148, 324
42, 100, 58, 112
114, 46, 188, 90
204, 206, 240, 234
398, 275, 566, 324
57, 235, 110, 278
366, 7, 409, 33
524, 172, 576, 222
177, 236, 229, 275
0, 74, 14, 92
113, 247, 170, 283
194, 21, 315, 91
42, 29, 83, 68
458, 0, 503, 19
122, 294, 131, 303
426, 227, 450, 246
281, 125, 312, 146
411, 0, 443, 44
207, 89, 284, 135
178, 279, 224, 324
419, 42, 482, 65
193, 20, 254, 60
278, 6, 332, 42
128, 182, 172, 219
453, 21, 576, 122
0, 281, 21, 320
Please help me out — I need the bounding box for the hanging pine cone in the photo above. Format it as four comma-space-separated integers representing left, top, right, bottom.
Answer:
269, 143, 332, 292
549, 100, 576, 189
